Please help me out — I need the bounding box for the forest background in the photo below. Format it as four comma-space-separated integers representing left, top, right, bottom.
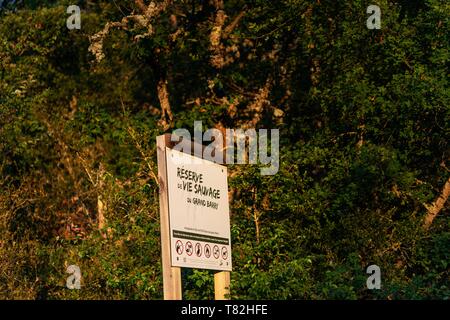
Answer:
0, 0, 448, 299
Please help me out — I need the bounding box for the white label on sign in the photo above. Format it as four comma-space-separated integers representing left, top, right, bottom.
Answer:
166, 148, 232, 271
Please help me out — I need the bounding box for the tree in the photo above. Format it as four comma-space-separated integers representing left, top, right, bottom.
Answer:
0, 0, 448, 299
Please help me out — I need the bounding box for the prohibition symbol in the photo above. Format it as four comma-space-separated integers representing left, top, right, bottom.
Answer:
185, 241, 193, 256
221, 246, 228, 260
195, 243, 202, 257
204, 244, 211, 258
213, 245, 220, 259
175, 240, 183, 255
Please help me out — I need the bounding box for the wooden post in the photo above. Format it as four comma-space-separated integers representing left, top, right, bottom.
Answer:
157, 134, 182, 300
214, 141, 231, 300
214, 271, 230, 300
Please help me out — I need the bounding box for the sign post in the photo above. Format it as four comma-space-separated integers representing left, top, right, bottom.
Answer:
157, 134, 182, 300
157, 134, 232, 300
214, 271, 230, 300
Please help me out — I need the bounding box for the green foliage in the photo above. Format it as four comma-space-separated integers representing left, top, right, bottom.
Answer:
0, 0, 448, 299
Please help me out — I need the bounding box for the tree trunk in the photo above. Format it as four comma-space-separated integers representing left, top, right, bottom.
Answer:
97, 163, 106, 230
157, 78, 173, 130
424, 177, 450, 229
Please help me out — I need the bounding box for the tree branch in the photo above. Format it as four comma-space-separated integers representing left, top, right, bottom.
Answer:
223, 8, 246, 38
424, 177, 450, 229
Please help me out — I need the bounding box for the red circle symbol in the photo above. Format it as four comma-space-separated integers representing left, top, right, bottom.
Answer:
221, 246, 228, 260
185, 241, 193, 256
213, 245, 220, 259
195, 243, 202, 257
175, 240, 183, 255
204, 244, 211, 258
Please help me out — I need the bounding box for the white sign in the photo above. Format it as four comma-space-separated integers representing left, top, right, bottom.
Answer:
166, 148, 232, 271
